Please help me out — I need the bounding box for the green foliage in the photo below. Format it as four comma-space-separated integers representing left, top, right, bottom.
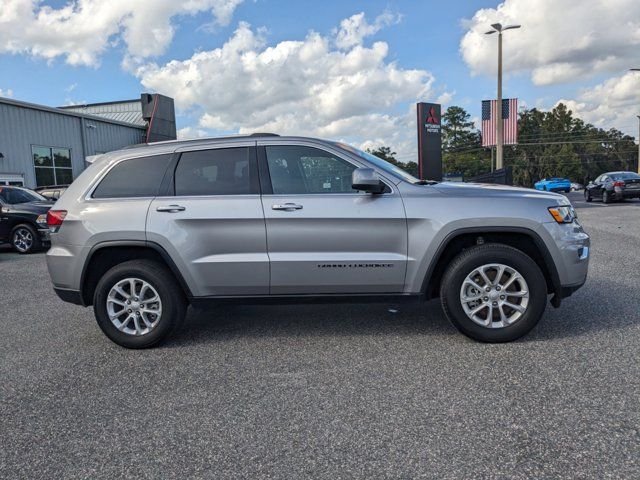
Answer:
366, 146, 419, 177
368, 104, 638, 186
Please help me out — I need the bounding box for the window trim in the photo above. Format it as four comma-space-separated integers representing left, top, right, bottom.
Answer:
31, 144, 73, 187
257, 143, 394, 196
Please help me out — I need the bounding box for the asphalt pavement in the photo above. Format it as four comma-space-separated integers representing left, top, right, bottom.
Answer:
1, 192, 639, 479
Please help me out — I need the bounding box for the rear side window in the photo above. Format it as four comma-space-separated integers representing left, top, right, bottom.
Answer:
92, 154, 172, 199
174, 147, 251, 196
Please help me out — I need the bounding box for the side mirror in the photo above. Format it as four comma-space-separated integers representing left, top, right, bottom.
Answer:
352, 168, 385, 194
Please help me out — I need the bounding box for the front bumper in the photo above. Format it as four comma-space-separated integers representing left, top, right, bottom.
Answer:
541, 220, 590, 304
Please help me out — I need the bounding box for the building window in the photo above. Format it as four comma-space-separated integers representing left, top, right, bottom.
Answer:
32, 146, 73, 187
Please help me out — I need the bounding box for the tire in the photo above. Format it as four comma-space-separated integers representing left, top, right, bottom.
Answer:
440, 243, 547, 343
11, 224, 41, 254
603, 190, 612, 204
584, 190, 592, 202
93, 260, 187, 349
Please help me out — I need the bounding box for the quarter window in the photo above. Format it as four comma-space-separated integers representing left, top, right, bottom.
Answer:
32, 146, 73, 187
92, 154, 173, 198
265, 145, 356, 194
174, 147, 251, 196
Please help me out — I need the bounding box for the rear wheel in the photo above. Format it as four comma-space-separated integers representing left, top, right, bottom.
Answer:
603, 190, 612, 204
440, 244, 547, 343
11, 224, 41, 254
93, 260, 187, 348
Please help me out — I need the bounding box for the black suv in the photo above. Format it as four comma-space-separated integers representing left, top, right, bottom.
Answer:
0, 186, 53, 253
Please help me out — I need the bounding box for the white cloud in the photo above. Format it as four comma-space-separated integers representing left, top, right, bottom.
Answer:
133, 15, 446, 162
0, 0, 244, 66
177, 126, 210, 139
334, 11, 402, 50
558, 72, 640, 136
460, 0, 640, 85
0, 88, 14, 98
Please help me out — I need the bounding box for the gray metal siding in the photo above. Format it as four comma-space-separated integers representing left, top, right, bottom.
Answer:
0, 102, 145, 188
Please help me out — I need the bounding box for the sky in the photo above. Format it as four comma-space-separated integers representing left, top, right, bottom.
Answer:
0, 0, 638, 163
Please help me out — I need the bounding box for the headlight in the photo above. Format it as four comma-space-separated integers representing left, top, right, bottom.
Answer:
548, 206, 576, 224
36, 214, 47, 225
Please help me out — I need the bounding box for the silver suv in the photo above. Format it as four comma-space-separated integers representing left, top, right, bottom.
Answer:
46, 134, 590, 348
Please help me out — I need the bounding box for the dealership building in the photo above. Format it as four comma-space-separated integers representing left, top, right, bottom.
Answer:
0, 93, 176, 188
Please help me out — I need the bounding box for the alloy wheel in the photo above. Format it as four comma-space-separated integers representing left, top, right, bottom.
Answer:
459, 263, 530, 329
106, 278, 163, 336
13, 228, 33, 253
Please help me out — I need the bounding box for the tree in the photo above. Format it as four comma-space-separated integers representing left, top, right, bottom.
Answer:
366, 146, 419, 177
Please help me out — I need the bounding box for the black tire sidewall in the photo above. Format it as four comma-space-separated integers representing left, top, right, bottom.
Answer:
11, 224, 40, 254
585, 190, 592, 202
93, 260, 185, 348
441, 245, 547, 343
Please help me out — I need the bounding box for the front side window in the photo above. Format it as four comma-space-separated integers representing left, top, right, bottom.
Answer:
32, 146, 73, 187
92, 154, 173, 198
174, 147, 251, 196
266, 145, 356, 194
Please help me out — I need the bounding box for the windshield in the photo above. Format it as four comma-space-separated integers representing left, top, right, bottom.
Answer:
331, 142, 420, 184
610, 172, 640, 180
0, 187, 47, 204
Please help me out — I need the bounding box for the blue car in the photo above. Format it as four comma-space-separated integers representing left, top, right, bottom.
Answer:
534, 177, 571, 193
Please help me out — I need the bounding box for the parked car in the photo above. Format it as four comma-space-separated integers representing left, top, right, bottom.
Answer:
584, 171, 640, 203
35, 185, 68, 201
534, 178, 571, 193
570, 182, 584, 192
0, 186, 53, 253
46, 134, 590, 348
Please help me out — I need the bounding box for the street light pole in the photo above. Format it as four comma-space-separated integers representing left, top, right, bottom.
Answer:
486, 23, 520, 170
631, 69, 640, 174
497, 30, 503, 170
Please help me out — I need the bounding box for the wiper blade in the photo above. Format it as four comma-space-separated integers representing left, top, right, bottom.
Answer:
414, 180, 439, 185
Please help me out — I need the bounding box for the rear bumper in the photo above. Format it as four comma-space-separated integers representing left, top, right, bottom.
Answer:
53, 287, 85, 306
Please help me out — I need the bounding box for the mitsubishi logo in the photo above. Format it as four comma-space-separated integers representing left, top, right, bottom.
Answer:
426, 106, 439, 125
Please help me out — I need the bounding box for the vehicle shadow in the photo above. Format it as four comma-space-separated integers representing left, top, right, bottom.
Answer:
163, 275, 634, 347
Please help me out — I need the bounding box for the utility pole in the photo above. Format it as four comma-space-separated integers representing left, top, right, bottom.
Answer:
632, 69, 640, 173
486, 23, 520, 170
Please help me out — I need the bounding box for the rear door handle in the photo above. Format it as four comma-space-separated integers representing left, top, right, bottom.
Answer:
156, 205, 186, 213
272, 203, 303, 211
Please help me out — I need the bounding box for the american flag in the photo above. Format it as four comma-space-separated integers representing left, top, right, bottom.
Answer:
481, 98, 518, 147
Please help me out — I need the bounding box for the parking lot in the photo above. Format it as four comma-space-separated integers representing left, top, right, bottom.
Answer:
1, 191, 638, 478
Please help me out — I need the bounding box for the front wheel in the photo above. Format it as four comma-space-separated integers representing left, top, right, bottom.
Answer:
93, 260, 187, 348
440, 244, 547, 343
584, 189, 592, 202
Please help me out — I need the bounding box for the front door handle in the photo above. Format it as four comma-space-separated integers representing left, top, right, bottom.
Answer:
156, 205, 186, 213
272, 203, 303, 211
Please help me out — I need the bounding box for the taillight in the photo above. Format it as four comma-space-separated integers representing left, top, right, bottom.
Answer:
613, 181, 625, 187
46, 210, 67, 229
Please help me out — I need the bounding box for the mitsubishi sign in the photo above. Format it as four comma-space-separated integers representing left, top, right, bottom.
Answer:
416, 102, 442, 181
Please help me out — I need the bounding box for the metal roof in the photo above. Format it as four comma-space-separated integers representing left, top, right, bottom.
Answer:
0, 96, 147, 130
59, 100, 146, 127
